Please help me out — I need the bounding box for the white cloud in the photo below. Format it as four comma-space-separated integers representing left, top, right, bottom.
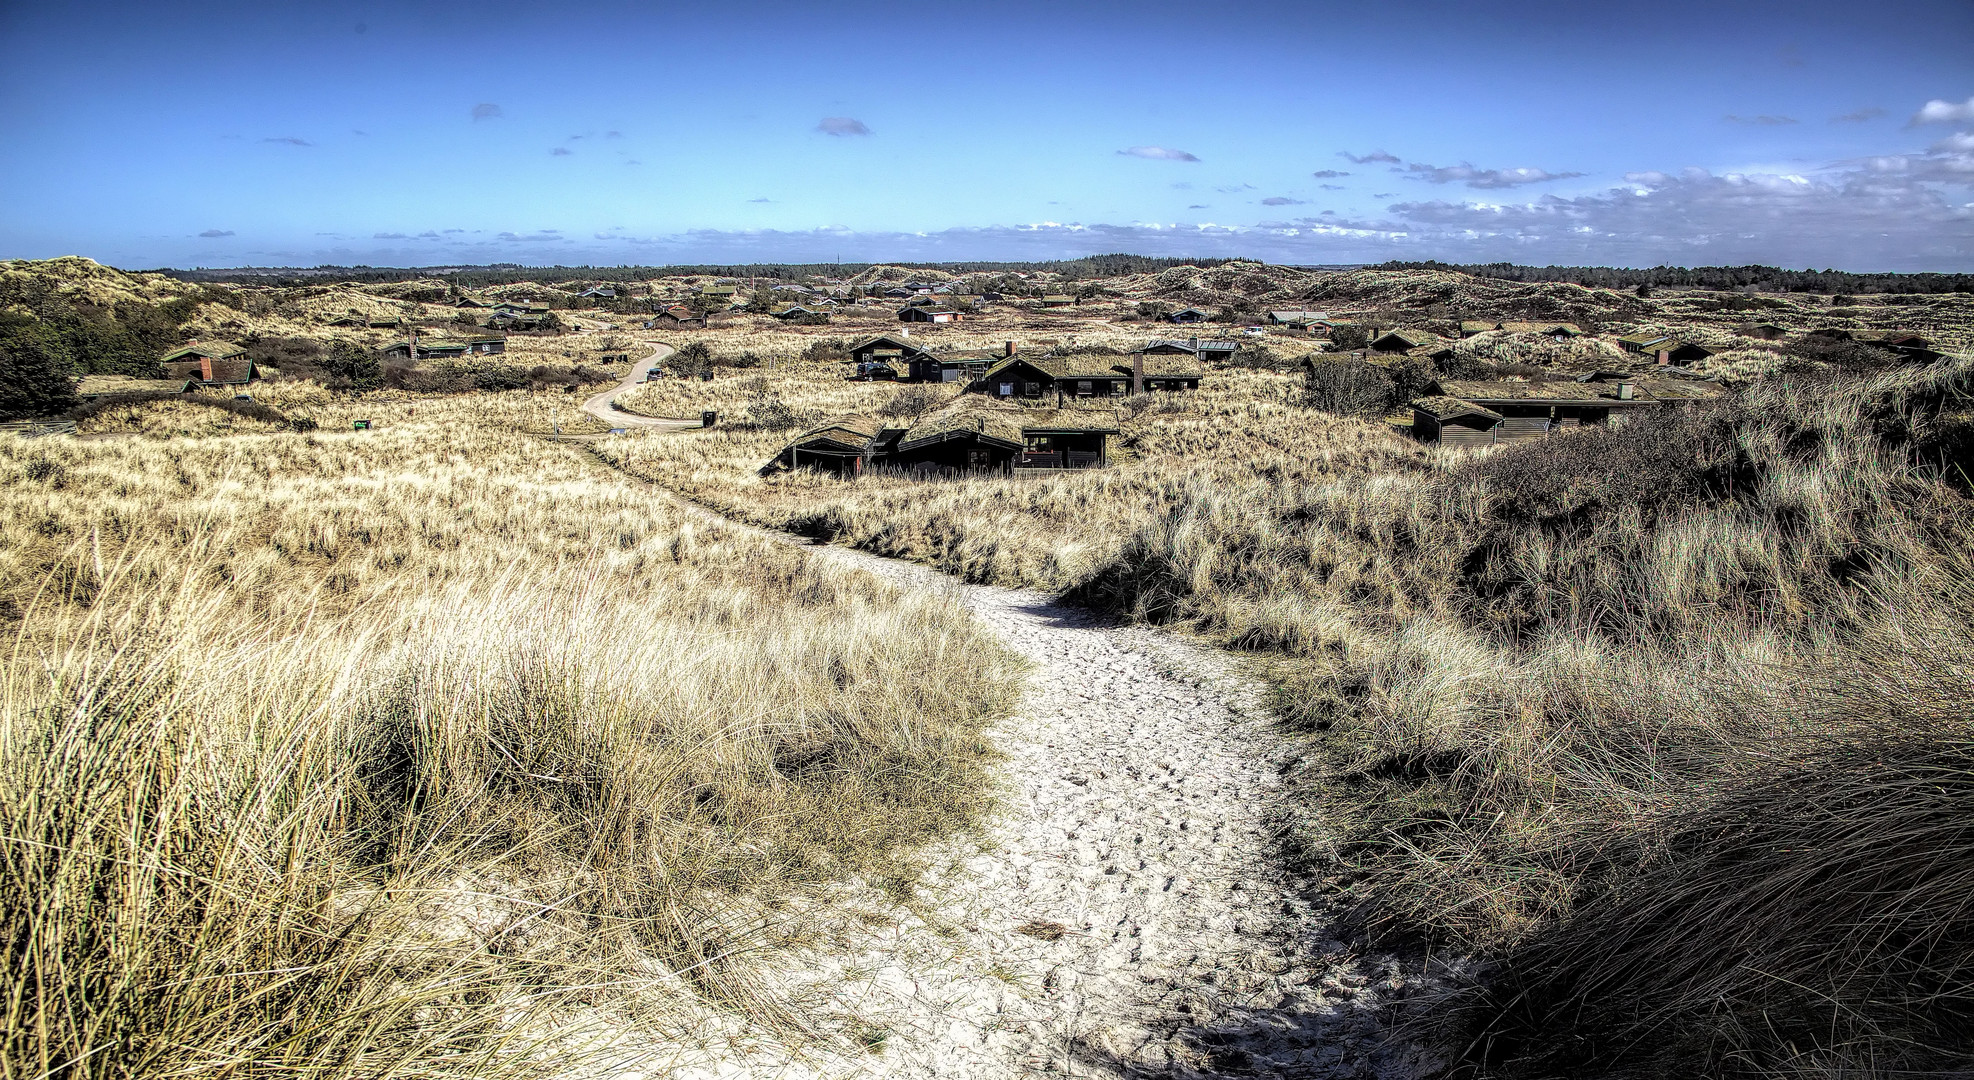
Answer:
1725, 114, 1798, 126
1406, 162, 1585, 188
1831, 107, 1886, 124
1912, 97, 1974, 125
1261, 196, 1305, 206
817, 116, 871, 136
1341, 150, 1401, 164
1119, 146, 1200, 162
197, 229, 233, 238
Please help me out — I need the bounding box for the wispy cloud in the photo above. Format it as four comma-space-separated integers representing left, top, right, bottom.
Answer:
1318, 184, 1346, 191
1119, 146, 1200, 162
1911, 96, 1974, 125
1187, 204, 1208, 209
1831, 107, 1886, 124
748, 197, 772, 203
551, 147, 573, 156
605, 130, 623, 139
1340, 150, 1401, 164
1725, 114, 1798, 126
373, 232, 409, 239
1214, 184, 1254, 193
197, 229, 233, 238
471, 103, 503, 121
1406, 161, 1585, 188
261, 136, 312, 146
496, 230, 563, 242
817, 116, 871, 136
1261, 196, 1305, 206
1310, 169, 1350, 178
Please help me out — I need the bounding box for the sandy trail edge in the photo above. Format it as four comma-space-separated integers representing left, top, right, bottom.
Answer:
590, 461, 1459, 1080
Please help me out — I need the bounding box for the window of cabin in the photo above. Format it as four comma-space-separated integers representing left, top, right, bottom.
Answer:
1076, 380, 1092, 395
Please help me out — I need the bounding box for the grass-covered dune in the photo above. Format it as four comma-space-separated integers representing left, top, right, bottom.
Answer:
0, 404, 1021, 1077
612, 355, 1974, 1076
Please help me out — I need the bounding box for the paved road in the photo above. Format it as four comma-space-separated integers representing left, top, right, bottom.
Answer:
578, 341, 696, 431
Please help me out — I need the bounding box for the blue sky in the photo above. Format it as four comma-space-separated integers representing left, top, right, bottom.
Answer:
1, 0, 1970, 270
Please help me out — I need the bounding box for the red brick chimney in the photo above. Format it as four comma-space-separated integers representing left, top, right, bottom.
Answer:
1005, 340, 1016, 357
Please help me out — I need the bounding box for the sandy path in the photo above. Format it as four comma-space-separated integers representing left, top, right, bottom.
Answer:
618, 488, 1448, 1079
579, 342, 700, 430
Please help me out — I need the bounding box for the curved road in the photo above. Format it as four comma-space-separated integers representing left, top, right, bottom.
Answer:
579, 341, 697, 431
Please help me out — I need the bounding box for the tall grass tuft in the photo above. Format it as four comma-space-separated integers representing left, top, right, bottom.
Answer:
1, 412, 1022, 1075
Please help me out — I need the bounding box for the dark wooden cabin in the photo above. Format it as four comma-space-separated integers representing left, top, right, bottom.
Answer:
159, 342, 257, 385
645, 305, 706, 330
897, 305, 962, 324
762, 402, 1118, 477
1112, 353, 1203, 391
1410, 396, 1504, 446
1169, 307, 1212, 324
977, 354, 1130, 399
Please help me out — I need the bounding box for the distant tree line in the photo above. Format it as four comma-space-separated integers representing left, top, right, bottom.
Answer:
1379, 261, 1974, 295
160, 254, 1240, 289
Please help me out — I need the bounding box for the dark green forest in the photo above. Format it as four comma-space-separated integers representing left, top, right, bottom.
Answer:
1379, 260, 1974, 295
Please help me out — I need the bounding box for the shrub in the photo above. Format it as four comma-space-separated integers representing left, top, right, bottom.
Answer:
1301, 356, 1394, 416
1328, 324, 1371, 351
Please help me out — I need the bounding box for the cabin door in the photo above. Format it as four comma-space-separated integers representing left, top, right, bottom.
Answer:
967, 449, 992, 470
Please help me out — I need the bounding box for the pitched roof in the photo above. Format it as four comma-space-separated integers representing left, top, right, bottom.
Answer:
1460, 320, 1503, 334
851, 333, 935, 359
1411, 395, 1504, 422
898, 401, 1027, 452
159, 341, 245, 363
784, 415, 884, 453
1041, 294, 1076, 303
1146, 338, 1237, 354
986, 353, 1128, 381
78, 375, 197, 396
1370, 329, 1445, 350
1113, 354, 1204, 378
1617, 333, 1679, 349
1268, 310, 1330, 323
1498, 321, 1583, 336
1435, 378, 1709, 404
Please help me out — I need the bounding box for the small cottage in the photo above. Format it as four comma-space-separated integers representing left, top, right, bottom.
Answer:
380, 338, 470, 360
159, 342, 257, 385
1144, 336, 1237, 366
1497, 321, 1584, 339
1267, 310, 1329, 328
577, 286, 618, 300
898, 305, 962, 324
1112, 352, 1203, 391
977, 353, 1130, 399
644, 305, 706, 330
772, 305, 829, 321
1040, 295, 1077, 308
910, 342, 1010, 384
1169, 307, 1212, 324
762, 400, 1119, 477
1409, 396, 1505, 446
1615, 334, 1713, 365
848, 333, 933, 380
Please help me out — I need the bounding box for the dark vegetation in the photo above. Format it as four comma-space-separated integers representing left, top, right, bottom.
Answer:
1383, 260, 1974, 295
0, 275, 220, 417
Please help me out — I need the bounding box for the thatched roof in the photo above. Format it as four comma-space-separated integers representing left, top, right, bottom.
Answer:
1114, 354, 1204, 378
1498, 321, 1583, 336
78, 375, 198, 397
984, 354, 1123, 381
160, 341, 244, 363
1411, 395, 1503, 423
